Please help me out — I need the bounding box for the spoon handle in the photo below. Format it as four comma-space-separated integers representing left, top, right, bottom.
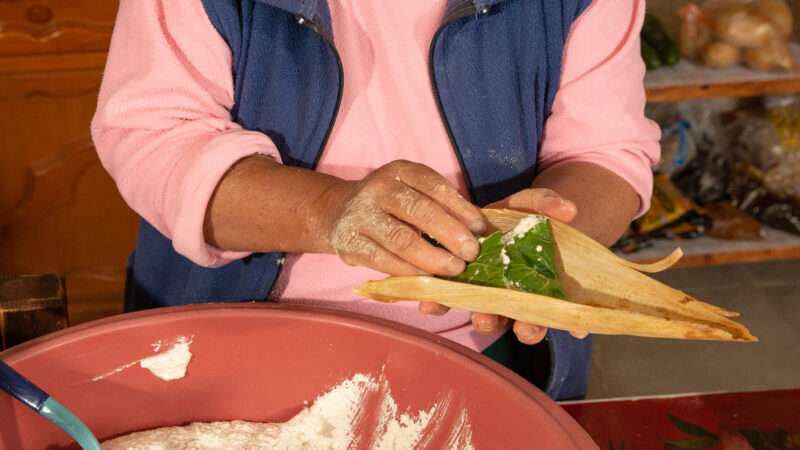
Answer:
40, 397, 103, 450
0, 360, 48, 411
0, 360, 102, 450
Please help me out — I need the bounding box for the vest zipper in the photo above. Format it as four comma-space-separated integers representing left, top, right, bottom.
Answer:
270, 15, 345, 298
428, 2, 491, 203
294, 16, 345, 170
274, 5, 485, 293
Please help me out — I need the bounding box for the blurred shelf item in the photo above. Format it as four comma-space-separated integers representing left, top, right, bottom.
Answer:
619, 226, 800, 268
646, 44, 800, 102
0, 274, 67, 349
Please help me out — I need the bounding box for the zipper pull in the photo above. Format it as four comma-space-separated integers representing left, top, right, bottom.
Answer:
296, 14, 324, 35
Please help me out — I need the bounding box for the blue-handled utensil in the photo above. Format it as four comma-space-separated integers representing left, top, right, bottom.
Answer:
0, 360, 102, 450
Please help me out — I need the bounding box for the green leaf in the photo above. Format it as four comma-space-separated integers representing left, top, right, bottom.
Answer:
503, 218, 565, 298
503, 219, 557, 276
505, 263, 565, 298
450, 232, 506, 288
448, 216, 565, 298
663, 437, 718, 449
668, 415, 717, 438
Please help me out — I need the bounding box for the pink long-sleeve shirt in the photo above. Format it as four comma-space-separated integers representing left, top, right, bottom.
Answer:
93, 0, 660, 351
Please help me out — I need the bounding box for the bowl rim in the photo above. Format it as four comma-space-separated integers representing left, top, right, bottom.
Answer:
0, 303, 597, 448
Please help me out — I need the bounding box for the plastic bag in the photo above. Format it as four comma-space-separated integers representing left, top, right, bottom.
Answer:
678, 4, 713, 60
638, 175, 699, 235
655, 120, 697, 176
728, 163, 800, 235
678, 98, 740, 146
703, 41, 742, 67
743, 41, 794, 70
667, 99, 737, 205
726, 96, 800, 199
705, 0, 794, 38
678, 0, 795, 70
613, 176, 712, 253
712, 3, 781, 48
672, 150, 733, 205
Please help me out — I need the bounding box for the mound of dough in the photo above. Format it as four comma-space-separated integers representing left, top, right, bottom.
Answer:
104, 421, 283, 450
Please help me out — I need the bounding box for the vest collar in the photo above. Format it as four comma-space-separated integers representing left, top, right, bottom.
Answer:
255, 0, 334, 39
445, 0, 505, 19
256, 0, 509, 41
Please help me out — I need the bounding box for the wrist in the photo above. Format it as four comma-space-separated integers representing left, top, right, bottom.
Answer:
307, 177, 358, 254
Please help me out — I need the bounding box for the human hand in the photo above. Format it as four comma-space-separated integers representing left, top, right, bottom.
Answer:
424, 188, 590, 344
324, 160, 487, 278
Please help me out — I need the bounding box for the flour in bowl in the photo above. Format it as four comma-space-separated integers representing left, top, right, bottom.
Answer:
102, 373, 475, 450
92, 336, 194, 383
139, 337, 193, 381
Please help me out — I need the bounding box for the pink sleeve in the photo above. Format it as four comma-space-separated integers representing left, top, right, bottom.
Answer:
92, 0, 282, 267
540, 0, 661, 216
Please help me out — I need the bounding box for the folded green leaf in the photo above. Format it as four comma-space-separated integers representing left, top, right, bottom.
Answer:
503, 217, 564, 298
449, 215, 565, 298
451, 232, 506, 289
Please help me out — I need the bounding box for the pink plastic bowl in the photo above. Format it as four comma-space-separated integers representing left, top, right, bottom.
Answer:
0, 304, 597, 449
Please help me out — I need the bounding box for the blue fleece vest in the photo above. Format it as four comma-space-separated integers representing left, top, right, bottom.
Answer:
126, 0, 591, 399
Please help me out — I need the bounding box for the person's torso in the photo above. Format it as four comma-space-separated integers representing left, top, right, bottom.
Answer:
275, 0, 477, 336
132, 0, 591, 339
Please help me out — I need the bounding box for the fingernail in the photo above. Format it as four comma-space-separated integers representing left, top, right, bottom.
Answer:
478, 316, 498, 330
469, 219, 486, 234
460, 238, 480, 261
543, 191, 560, 201
420, 303, 442, 315
572, 330, 589, 339
447, 256, 466, 274
432, 305, 449, 315
560, 198, 576, 210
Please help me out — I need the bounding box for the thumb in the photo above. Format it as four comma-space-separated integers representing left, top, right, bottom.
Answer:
492, 189, 577, 223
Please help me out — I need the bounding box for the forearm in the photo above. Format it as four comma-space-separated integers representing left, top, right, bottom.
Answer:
203, 155, 348, 254
204, 157, 484, 277
532, 161, 641, 246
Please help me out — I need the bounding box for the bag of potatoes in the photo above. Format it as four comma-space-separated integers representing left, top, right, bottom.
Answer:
678, 0, 795, 70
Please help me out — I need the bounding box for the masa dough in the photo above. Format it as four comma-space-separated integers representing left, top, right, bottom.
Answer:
102, 373, 474, 450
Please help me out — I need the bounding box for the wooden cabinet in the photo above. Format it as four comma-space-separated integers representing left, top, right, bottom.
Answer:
0, 1, 136, 325
0, 0, 118, 57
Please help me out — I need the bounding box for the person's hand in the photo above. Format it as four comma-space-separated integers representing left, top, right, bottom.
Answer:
324, 160, 487, 278
422, 188, 589, 344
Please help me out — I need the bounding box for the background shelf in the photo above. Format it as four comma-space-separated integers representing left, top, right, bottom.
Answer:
619, 226, 800, 268
645, 45, 800, 102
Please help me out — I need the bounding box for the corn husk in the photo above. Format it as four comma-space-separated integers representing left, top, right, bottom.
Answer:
356, 209, 757, 342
